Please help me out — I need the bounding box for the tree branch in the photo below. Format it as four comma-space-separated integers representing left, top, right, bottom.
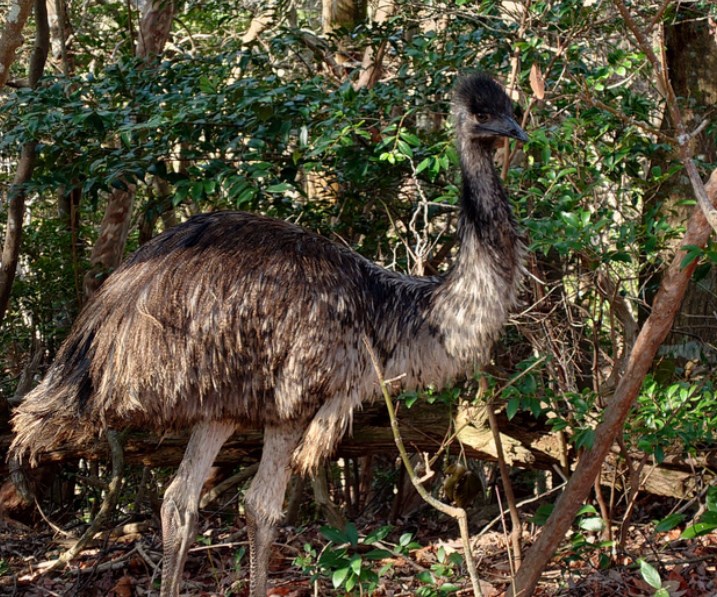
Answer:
0, 0, 49, 326
508, 168, 717, 597
362, 336, 484, 597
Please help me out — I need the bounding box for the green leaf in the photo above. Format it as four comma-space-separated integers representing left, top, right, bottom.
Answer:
578, 517, 605, 532
655, 513, 685, 533
399, 131, 422, 146
548, 417, 568, 431
332, 566, 349, 588
364, 525, 391, 544
265, 182, 292, 193
706, 485, 717, 512
345, 522, 359, 546
639, 559, 662, 590
416, 157, 432, 174
396, 138, 413, 157
506, 396, 520, 420
198, 76, 216, 94
416, 570, 433, 583
574, 428, 595, 450
576, 505, 598, 516
607, 251, 632, 263
681, 512, 717, 538
320, 525, 347, 544
364, 548, 392, 560
401, 391, 419, 408
680, 245, 703, 269
350, 554, 362, 575
190, 181, 205, 201
529, 503, 554, 526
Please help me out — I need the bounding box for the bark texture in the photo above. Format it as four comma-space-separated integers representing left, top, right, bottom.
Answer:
660, 11, 717, 357
0, 0, 35, 87
82, 185, 135, 296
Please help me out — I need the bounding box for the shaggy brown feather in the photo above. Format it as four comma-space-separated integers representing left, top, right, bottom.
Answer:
11, 203, 520, 468
10, 72, 526, 597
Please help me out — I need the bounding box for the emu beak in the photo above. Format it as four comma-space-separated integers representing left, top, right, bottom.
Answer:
478, 116, 529, 143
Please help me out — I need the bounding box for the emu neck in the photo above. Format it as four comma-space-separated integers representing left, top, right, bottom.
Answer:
457, 141, 516, 252
426, 139, 520, 365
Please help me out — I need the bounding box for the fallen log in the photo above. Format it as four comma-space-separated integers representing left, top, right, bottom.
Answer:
0, 400, 712, 500
0, 401, 561, 472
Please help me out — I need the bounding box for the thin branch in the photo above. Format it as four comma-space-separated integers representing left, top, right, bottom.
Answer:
648, 0, 675, 32
482, 378, 523, 573
477, 479, 567, 537
362, 336, 484, 597
198, 463, 258, 509
46, 430, 126, 572
508, 168, 717, 597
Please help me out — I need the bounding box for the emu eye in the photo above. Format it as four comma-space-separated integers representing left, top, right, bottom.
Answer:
473, 112, 490, 123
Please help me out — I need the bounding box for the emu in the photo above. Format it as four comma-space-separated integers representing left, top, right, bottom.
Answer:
10, 73, 527, 596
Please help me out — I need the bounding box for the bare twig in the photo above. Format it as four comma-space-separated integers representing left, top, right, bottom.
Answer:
199, 463, 259, 509
46, 430, 126, 571
477, 480, 567, 537
480, 378, 523, 573
362, 335, 484, 597
136, 540, 160, 570
33, 498, 76, 538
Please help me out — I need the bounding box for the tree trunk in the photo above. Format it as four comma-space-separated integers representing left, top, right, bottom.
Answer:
83, 185, 136, 296
46, 0, 72, 73
0, 0, 35, 88
0, 0, 49, 327
646, 7, 717, 361
354, 0, 394, 90
322, 0, 366, 34
0, 0, 49, 514
136, 0, 174, 59
0, 0, 47, 331
241, 0, 290, 45
83, 0, 176, 298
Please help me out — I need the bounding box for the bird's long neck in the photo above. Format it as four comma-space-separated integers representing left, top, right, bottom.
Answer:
428, 139, 521, 363
458, 140, 517, 254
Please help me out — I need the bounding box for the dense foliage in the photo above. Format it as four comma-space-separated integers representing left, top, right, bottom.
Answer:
1, 0, 717, 593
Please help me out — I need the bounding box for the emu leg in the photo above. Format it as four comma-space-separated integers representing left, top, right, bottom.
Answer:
244, 425, 303, 597
159, 421, 235, 597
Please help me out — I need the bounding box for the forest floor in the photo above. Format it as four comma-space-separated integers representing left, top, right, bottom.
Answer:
1, 505, 716, 597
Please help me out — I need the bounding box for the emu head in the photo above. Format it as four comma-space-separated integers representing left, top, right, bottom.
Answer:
453, 73, 528, 146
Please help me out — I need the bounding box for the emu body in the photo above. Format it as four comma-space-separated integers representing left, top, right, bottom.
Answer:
10, 73, 527, 596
